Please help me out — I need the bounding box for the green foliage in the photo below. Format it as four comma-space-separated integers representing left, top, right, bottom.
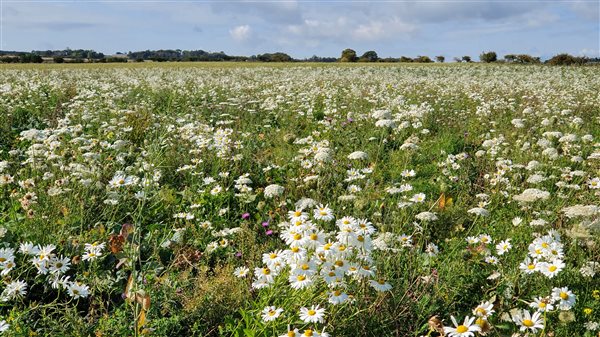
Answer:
358, 51, 379, 62
505, 54, 541, 64
547, 53, 589, 66
340, 48, 358, 62
479, 51, 497, 63
256, 53, 293, 62
413, 55, 433, 63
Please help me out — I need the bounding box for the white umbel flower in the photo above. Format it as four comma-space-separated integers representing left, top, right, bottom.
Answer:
264, 184, 284, 198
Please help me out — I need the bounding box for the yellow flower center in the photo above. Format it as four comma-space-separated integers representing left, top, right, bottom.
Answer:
333, 290, 341, 296
262, 268, 271, 275
269, 253, 277, 259
523, 319, 534, 327
301, 264, 309, 270
549, 266, 557, 272
334, 260, 344, 267
476, 308, 487, 315
539, 302, 546, 308
268, 310, 276, 316
527, 264, 535, 270
287, 331, 296, 337
297, 275, 306, 281
456, 325, 468, 333
0, 257, 6, 262
291, 247, 300, 253
303, 330, 313, 337
307, 310, 316, 316
293, 233, 302, 240
310, 233, 318, 240
560, 292, 569, 300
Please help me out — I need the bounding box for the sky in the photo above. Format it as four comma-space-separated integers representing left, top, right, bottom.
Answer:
1, 0, 599, 60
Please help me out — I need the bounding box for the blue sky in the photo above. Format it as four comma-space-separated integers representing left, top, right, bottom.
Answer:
1, 0, 599, 59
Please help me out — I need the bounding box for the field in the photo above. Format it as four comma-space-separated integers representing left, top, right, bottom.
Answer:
0, 63, 599, 337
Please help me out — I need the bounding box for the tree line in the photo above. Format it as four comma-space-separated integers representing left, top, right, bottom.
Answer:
340, 49, 595, 65
0, 48, 596, 65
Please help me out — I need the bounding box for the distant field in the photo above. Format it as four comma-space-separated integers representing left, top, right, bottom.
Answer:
0, 61, 491, 69
0, 64, 599, 337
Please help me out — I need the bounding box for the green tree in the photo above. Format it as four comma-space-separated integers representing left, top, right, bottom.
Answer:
257, 52, 293, 62
413, 55, 433, 63
340, 49, 358, 62
359, 50, 378, 62
462, 55, 472, 63
516, 54, 541, 64
435, 56, 445, 63
547, 53, 588, 66
479, 51, 497, 63
504, 54, 516, 63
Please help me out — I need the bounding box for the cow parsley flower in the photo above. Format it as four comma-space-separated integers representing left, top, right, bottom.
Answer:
264, 184, 284, 198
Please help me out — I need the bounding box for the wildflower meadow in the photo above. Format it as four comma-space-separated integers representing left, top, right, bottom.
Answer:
0, 63, 599, 336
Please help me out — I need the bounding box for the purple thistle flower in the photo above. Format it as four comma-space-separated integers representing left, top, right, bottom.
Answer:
241, 213, 250, 220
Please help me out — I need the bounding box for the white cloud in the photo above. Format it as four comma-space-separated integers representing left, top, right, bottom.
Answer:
352, 19, 415, 41
229, 25, 251, 42
579, 48, 600, 57
525, 11, 559, 27
569, 0, 600, 21
286, 16, 415, 44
